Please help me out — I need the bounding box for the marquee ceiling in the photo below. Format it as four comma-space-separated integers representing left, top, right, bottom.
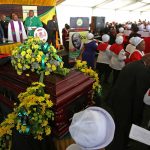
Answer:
58, 0, 150, 12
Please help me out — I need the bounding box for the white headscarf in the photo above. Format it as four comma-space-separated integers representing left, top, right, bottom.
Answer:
115, 36, 123, 44
131, 37, 143, 47
102, 34, 110, 42
67, 107, 115, 150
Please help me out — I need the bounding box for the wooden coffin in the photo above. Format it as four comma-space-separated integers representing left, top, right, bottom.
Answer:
0, 62, 94, 137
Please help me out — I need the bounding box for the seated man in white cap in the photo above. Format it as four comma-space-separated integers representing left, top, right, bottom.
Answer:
128, 36, 145, 63
66, 106, 115, 150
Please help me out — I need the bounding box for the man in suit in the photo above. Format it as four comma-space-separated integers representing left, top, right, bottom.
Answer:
0, 14, 8, 39
47, 15, 58, 48
0, 24, 4, 43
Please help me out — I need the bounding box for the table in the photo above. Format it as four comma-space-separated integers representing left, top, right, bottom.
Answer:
0, 42, 21, 55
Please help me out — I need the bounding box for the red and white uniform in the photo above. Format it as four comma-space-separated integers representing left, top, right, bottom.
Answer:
109, 43, 126, 70
97, 42, 111, 65
129, 49, 144, 63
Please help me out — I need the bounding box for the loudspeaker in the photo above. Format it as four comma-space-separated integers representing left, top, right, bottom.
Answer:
91, 16, 105, 33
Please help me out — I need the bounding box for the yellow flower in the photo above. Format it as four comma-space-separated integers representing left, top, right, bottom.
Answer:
46, 63, 51, 68
32, 82, 45, 87
31, 58, 35, 62
45, 127, 51, 135
44, 94, 50, 99
37, 135, 43, 140
25, 54, 31, 59
38, 51, 44, 56
25, 65, 30, 69
21, 51, 26, 57
27, 49, 32, 54
26, 74, 30, 77
60, 62, 64, 68
51, 46, 56, 53
42, 120, 48, 127
45, 71, 50, 75
46, 100, 53, 108
17, 71, 22, 75
21, 125, 27, 133
51, 64, 56, 71
18, 63, 22, 69
36, 55, 42, 62
16, 123, 21, 130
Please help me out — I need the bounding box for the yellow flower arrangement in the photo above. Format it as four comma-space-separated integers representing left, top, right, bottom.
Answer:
75, 60, 101, 96
0, 82, 54, 149
11, 37, 70, 77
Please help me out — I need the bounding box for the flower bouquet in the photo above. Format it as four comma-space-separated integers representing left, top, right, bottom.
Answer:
0, 82, 54, 149
75, 60, 102, 96
11, 37, 70, 76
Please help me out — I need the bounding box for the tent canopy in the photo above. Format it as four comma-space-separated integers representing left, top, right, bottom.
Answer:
59, 0, 150, 12
0, 0, 56, 6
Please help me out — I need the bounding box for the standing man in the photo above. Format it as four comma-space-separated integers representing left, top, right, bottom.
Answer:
47, 15, 58, 47
0, 24, 4, 43
24, 10, 43, 37
0, 14, 8, 39
8, 14, 27, 42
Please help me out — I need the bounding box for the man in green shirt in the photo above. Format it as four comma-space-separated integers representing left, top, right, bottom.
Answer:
24, 10, 43, 37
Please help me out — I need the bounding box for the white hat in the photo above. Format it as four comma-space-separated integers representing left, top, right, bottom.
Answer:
68, 106, 115, 150
87, 33, 94, 40
131, 37, 143, 47
119, 27, 124, 33
115, 36, 123, 44
138, 24, 144, 31
129, 37, 135, 45
102, 34, 110, 42
143, 88, 150, 105
127, 24, 132, 30
146, 25, 150, 32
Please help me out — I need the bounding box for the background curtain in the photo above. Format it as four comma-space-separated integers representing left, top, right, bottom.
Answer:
0, 0, 56, 6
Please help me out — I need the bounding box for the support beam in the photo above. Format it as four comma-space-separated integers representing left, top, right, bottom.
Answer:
56, 0, 65, 5
92, 0, 113, 9
116, 0, 139, 10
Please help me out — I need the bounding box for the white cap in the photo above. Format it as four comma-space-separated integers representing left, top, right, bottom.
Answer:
115, 36, 123, 44
68, 106, 115, 150
127, 24, 132, 30
143, 88, 150, 105
131, 37, 143, 47
146, 25, 150, 32
129, 37, 135, 45
138, 24, 144, 31
119, 27, 124, 33
87, 33, 94, 40
102, 34, 110, 42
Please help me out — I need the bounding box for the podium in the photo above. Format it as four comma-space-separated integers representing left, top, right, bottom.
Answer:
0, 62, 94, 137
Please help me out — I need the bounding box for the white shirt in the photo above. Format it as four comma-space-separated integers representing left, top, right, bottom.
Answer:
109, 49, 126, 70
8, 20, 27, 42
125, 44, 136, 54
97, 45, 111, 64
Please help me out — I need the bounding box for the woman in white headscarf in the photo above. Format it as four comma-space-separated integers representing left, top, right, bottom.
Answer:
96, 34, 112, 84
81, 33, 98, 69
128, 36, 145, 63
66, 106, 115, 150
109, 36, 127, 85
